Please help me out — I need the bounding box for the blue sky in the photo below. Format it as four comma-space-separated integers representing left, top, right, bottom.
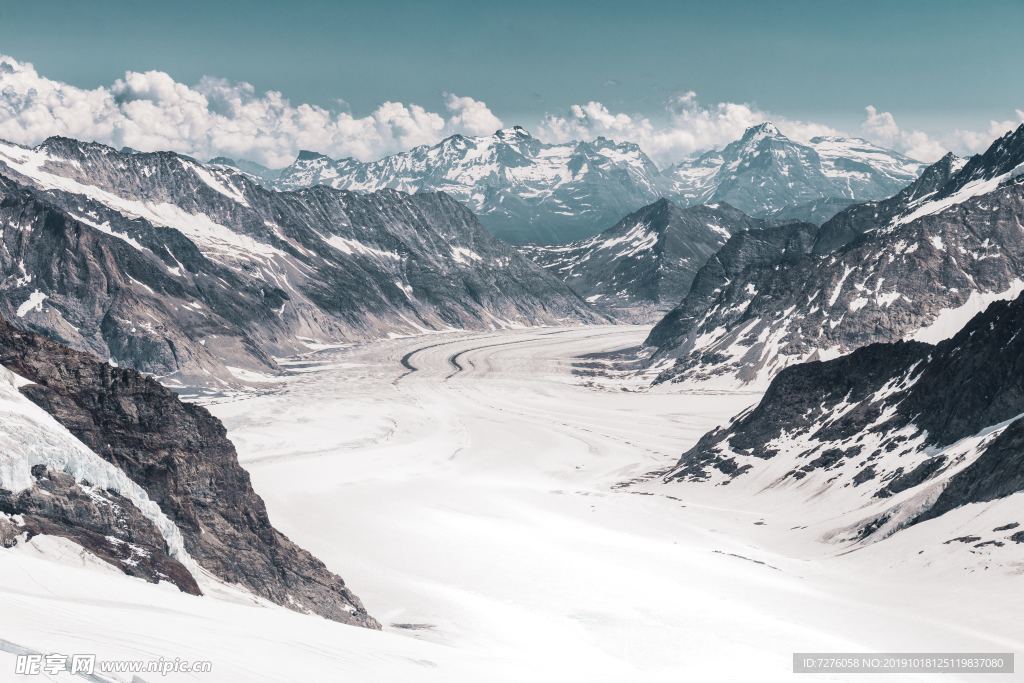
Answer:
0, 0, 1021, 165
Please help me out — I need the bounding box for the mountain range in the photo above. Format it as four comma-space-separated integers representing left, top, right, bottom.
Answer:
247, 124, 923, 244
662, 123, 925, 220
520, 199, 763, 320
645, 123, 1024, 390
668, 289, 1024, 554
0, 136, 600, 387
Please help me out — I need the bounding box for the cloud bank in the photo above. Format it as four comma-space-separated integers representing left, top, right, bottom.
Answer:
0, 54, 502, 167
0, 53, 1020, 168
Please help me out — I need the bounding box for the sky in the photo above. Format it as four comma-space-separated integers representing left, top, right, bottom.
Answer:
0, 0, 1021, 167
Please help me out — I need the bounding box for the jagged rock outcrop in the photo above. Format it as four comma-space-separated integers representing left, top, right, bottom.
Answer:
0, 465, 200, 593
520, 199, 762, 320
0, 318, 378, 628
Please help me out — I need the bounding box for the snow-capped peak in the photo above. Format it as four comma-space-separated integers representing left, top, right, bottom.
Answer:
741, 121, 784, 141
494, 125, 532, 140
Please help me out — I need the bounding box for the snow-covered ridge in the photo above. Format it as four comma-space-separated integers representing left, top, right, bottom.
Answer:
0, 139, 281, 261
272, 123, 923, 243
663, 123, 926, 222
275, 126, 664, 244
666, 288, 1024, 564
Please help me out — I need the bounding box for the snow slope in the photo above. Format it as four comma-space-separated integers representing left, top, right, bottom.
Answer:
3, 327, 1019, 681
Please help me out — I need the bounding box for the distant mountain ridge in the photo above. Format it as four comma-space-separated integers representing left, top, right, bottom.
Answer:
262, 124, 924, 244
521, 199, 763, 320
275, 126, 664, 244
662, 123, 925, 221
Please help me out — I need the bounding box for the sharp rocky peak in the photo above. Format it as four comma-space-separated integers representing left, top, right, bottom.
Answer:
295, 149, 331, 162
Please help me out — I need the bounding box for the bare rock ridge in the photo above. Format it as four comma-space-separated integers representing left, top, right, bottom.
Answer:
0, 464, 201, 595
0, 317, 378, 628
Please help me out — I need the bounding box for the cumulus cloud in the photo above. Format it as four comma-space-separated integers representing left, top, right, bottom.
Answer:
0, 53, 501, 167
539, 95, 1023, 166
443, 93, 504, 137
860, 105, 947, 162
859, 106, 1024, 162
947, 110, 1024, 155
536, 92, 840, 166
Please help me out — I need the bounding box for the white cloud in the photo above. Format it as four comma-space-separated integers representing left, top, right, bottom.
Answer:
858, 106, 1024, 162
443, 93, 504, 137
861, 105, 947, 161
0, 54, 500, 167
0, 52, 1019, 170
536, 92, 841, 166
947, 110, 1024, 154
540, 96, 1022, 167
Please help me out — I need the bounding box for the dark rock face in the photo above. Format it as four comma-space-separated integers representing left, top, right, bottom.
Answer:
668, 340, 928, 482
0, 466, 200, 594
645, 124, 1024, 389
0, 174, 287, 384
0, 318, 378, 628
520, 199, 762, 320
915, 417, 1024, 524
764, 196, 857, 227
0, 137, 601, 385
645, 221, 818, 354
667, 291, 1024, 538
